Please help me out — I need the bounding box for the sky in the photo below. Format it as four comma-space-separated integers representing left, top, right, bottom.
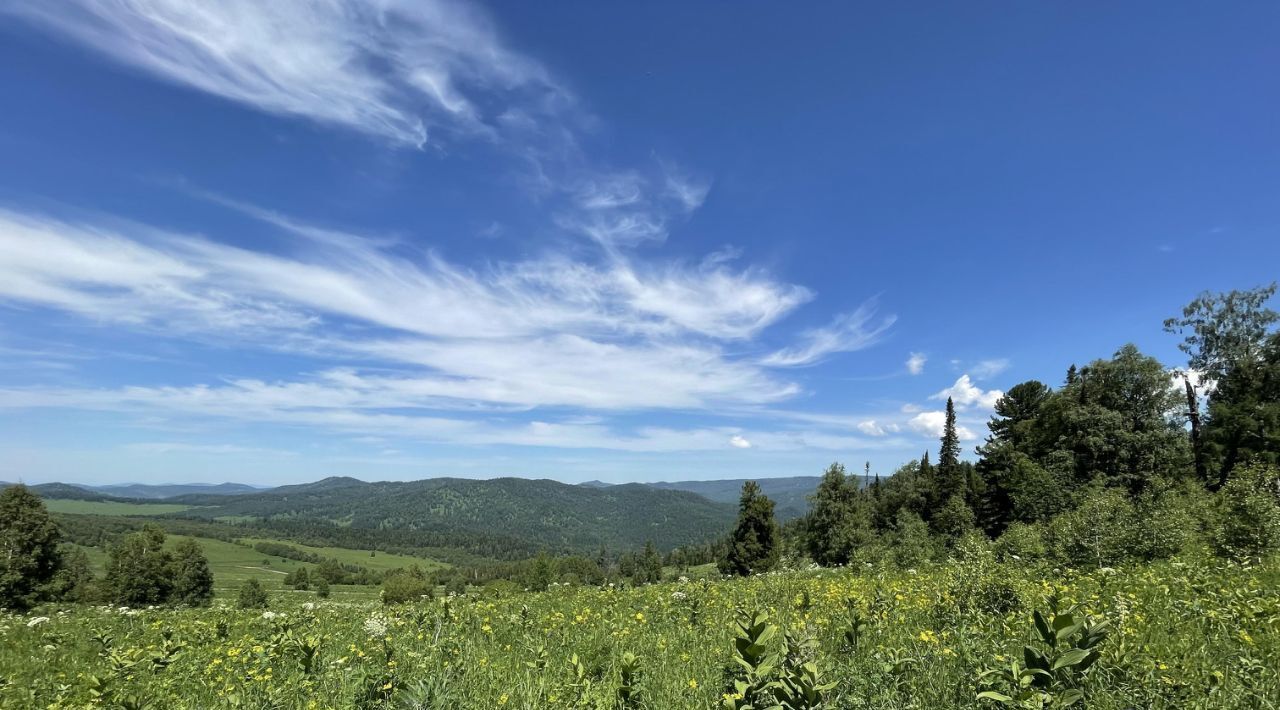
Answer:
0, 1, 1277, 486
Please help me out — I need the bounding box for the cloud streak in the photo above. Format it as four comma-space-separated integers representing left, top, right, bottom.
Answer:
4, 0, 566, 147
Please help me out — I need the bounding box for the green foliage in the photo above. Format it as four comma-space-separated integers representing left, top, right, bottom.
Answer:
978, 595, 1109, 708
313, 575, 330, 598
993, 523, 1047, 563
168, 538, 214, 607
1210, 461, 1280, 561
0, 485, 63, 610
236, 578, 268, 610
720, 482, 780, 577
104, 525, 175, 606
381, 567, 432, 605
888, 510, 936, 569
803, 463, 875, 566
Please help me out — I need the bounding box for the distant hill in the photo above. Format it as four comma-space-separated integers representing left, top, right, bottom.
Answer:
645, 476, 867, 521
87, 482, 269, 499
169, 476, 737, 555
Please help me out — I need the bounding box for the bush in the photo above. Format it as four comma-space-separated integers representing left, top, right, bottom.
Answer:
992, 522, 1046, 563
382, 569, 432, 605
1045, 487, 1138, 568
313, 576, 330, 598
237, 578, 269, 610
1211, 461, 1280, 561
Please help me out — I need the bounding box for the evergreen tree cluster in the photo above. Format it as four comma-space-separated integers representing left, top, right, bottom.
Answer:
794, 284, 1280, 568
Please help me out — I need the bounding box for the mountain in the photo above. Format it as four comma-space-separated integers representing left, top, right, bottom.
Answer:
645, 476, 853, 521
169, 476, 737, 556
24, 482, 123, 502
87, 482, 270, 499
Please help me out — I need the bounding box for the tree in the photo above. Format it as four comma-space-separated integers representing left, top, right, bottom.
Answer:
237, 578, 269, 609
1164, 283, 1278, 385
382, 566, 432, 605
313, 575, 331, 598
630, 541, 663, 585
1166, 285, 1279, 486
936, 397, 965, 503
169, 537, 214, 607
719, 481, 780, 576
1203, 331, 1280, 487
0, 485, 63, 610
104, 524, 173, 606
804, 463, 874, 566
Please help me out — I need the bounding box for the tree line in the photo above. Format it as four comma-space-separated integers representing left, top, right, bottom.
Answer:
715, 284, 1280, 576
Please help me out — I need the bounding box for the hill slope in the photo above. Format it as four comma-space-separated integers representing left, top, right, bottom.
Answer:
171, 477, 736, 555
644, 476, 842, 521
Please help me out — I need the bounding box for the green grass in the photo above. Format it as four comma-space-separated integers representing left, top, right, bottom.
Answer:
43, 499, 192, 516
5, 554, 1277, 708
238, 537, 448, 573
72, 533, 443, 603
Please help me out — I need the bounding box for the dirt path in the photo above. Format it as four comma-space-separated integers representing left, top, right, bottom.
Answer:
237, 566, 288, 575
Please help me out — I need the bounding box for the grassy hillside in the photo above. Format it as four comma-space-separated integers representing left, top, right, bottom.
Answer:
43, 499, 193, 516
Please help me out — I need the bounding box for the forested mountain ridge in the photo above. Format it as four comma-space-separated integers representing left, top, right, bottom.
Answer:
167, 476, 737, 554
644, 476, 845, 521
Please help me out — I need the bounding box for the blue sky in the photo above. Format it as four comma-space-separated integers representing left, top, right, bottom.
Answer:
0, 1, 1277, 486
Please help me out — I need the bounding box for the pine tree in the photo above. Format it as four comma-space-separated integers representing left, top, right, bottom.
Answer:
719, 481, 780, 576
937, 397, 964, 501
169, 537, 214, 607
0, 485, 63, 610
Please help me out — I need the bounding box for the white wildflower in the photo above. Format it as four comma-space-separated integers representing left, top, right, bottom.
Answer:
27, 616, 50, 628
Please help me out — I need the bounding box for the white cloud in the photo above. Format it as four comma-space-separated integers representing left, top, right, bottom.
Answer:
970, 358, 1010, 379
761, 300, 896, 367
729, 435, 752, 449
906, 352, 927, 375
907, 411, 976, 441
3, 0, 565, 148
932, 375, 1003, 410
857, 420, 886, 436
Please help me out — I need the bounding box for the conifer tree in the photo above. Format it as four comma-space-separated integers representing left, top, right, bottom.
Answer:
719, 481, 780, 576
0, 485, 63, 610
937, 397, 964, 501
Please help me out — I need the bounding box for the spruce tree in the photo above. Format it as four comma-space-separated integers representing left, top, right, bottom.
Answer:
169, 537, 214, 607
719, 481, 780, 576
937, 397, 964, 501
0, 485, 63, 610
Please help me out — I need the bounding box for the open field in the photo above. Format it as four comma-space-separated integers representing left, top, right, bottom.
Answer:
43, 499, 193, 516
238, 537, 450, 574
71, 534, 444, 602
5, 554, 1276, 709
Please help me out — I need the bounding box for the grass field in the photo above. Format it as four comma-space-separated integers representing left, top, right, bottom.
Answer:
238, 537, 449, 574
4, 553, 1276, 708
43, 499, 192, 516
72, 533, 446, 603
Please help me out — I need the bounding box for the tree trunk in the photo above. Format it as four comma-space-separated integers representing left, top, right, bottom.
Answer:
1183, 373, 1207, 484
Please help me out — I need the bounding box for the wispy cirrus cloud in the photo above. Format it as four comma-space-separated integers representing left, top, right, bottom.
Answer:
3, 0, 566, 148
0, 0, 898, 459
761, 300, 896, 367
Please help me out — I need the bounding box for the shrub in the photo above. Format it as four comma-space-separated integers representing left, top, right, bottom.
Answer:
993, 522, 1046, 563
237, 578, 269, 610
381, 569, 432, 605
1211, 461, 1280, 561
